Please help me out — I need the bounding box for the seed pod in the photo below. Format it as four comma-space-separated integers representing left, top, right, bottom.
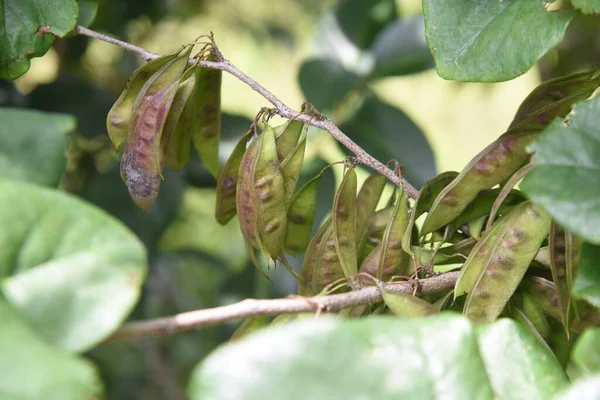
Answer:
279, 128, 307, 204
253, 125, 288, 260
360, 205, 395, 263
215, 130, 252, 225
401, 171, 459, 255
519, 291, 551, 340
421, 130, 538, 236
298, 216, 332, 296
120, 81, 179, 210
356, 172, 387, 246
549, 224, 581, 334
509, 67, 600, 130
534, 246, 551, 269
161, 67, 197, 170
485, 163, 532, 230
455, 188, 525, 230
332, 165, 358, 277
275, 119, 304, 161
192, 56, 222, 178
382, 288, 437, 317
284, 170, 324, 255
466, 216, 486, 240
106, 51, 180, 151
463, 202, 551, 324
412, 238, 476, 268
359, 189, 410, 281
314, 225, 347, 293
236, 136, 261, 247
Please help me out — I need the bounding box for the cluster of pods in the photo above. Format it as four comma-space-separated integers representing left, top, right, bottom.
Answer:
107, 41, 221, 210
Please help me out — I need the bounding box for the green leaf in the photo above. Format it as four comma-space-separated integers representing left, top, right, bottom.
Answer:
0, 0, 78, 79
572, 328, 600, 375
0, 298, 102, 399
422, 0, 574, 82
573, 243, 600, 309
76, 1, 98, 28
0, 108, 73, 187
335, 0, 397, 50
370, 16, 434, 79
298, 58, 361, 113
521, 97, 600, 244
0, 179, 147, 352
477, 319, 568, 399
572, 0, 600, 14
553, 374, 600, 400
188, 314, 566, 400
340, 95, 436, 188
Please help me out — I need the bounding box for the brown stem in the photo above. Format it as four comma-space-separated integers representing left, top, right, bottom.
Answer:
74, 25, 419, 199
108, 272, 458, 341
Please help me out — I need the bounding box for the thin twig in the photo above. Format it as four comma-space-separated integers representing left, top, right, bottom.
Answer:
108, 272, 458, 341
74, 25, 418, 199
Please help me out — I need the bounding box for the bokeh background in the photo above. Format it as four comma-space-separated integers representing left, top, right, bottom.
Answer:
1, 0, 599, 398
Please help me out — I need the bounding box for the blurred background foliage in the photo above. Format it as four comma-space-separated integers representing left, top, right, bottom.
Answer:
2, 0, 600, 398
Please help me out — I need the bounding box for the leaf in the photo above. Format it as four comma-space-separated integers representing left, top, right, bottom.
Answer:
0, 0, 78, 79
422, 0, 574, 82
188, 314, 567, 400
370, 16, 434, 79
76, 1, 98, 28
573, 243, 600, 309
521, 96, 600, 244
0, 108, 74, 187
298, 58, 361, 113
381, 289, 437, 317
571, 328, 600, 375
553, 375, 600, 400
477, 319, 568, 399
340, 95, 436, 188
0, 179, 147, 352
0, 298, 102, 399
334, 0, 397, 49
572, 0, 600, 14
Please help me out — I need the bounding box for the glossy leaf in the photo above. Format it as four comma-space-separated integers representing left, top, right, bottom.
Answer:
76, 1, 98, 28
298, 58, 361, 113
0, 108, 73, 187
477, 319, 568, 399
188, 314, 568, 400
422, 0, 574, 82
334, 0, 397, 49
571, 328, 600, 375
0, 179, 147, 352
0, 299, 102, 399
522, 96, 600, 244
370, 16, 434, 79
573, 243, 600, 309
0, 0, 78, 79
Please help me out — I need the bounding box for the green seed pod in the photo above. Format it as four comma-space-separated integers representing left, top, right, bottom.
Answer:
455, 188, 525, 230
534, 246, 551, 269
279, 128, 307, 204
356, 172, 387, 246
382, 288, 437, 318
106, 51, 180, 151
509, 67, 600, 131
284, 170, 324, 256
161, 66, 197, 170
275, 119, 304, 161
466, 216, 486, 240
253, 125, 288, 260
359, 190, 410, 281
520, 291, 551, 340
192, 56, 222, 179
549, 224, 581, 334
485, 163, 532, 230
332, 165, 358, 277
314, 225, 347, 293
298, 216, 332, 296
412, 237, 476, 268
463, 202, 551, 324
401, 171, 459, 255
215, 130, 252, 225
120, 81, 179, 210
360, 205, 395, 263
421, 130, 537, 236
